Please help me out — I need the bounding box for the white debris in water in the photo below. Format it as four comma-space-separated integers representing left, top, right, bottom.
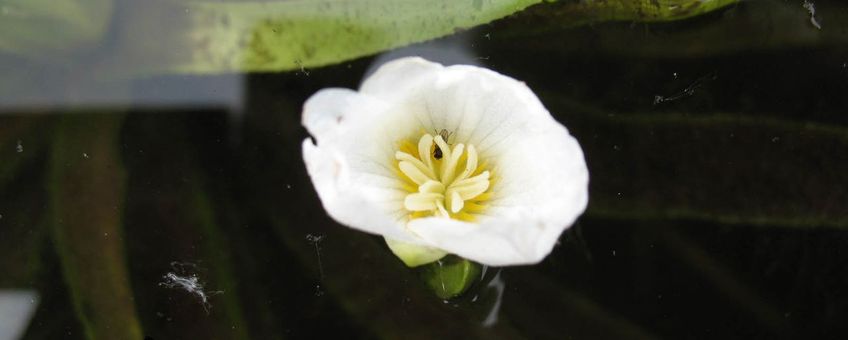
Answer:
15, 140, 22, 153
654, 72, 717, 105
803, 1, 822, 30
0, 290, 39, 340
306, 234, 325, 296
159, 262, 222, 313
82, 153, 90, 159
295, 59, 310, 76
482, 271, 505, 327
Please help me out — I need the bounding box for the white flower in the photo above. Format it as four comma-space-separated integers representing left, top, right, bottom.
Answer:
301, 57, 589, 267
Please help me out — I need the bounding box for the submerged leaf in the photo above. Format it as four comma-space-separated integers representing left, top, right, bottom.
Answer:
49, 114, 143, 340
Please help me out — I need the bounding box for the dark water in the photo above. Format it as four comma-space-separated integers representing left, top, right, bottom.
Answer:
2, 1, 848, 339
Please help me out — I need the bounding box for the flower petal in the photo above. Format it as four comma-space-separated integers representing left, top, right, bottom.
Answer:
360, 57, 442, 101
303, 140, 417, 243
407, 215, 573, 266
302, 89, 421, 243
484, 121, 589, 232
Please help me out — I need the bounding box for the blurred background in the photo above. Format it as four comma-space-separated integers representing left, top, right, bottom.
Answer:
1, 0, 847, 339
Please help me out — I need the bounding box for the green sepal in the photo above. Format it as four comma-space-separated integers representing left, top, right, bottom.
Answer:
384, 238, 447, 267
418, 255, 482, 300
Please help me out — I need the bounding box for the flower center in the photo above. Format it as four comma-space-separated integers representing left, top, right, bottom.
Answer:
396, 133, 492, 221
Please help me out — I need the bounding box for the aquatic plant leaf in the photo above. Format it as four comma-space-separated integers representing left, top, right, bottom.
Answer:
0, 0, 113, 58
419, 256, 482, 300
114, 0, 541, 74
512, 0, 740, 31
49, 114, 143, 340
492, 0, 848, 58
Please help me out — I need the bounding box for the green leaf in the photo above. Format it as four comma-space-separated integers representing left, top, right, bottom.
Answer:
0, 0, 113, 59
419, 256, 482, 300
505, 0, 740, 34
49, 114, 143, 340
110, 0, 541, 75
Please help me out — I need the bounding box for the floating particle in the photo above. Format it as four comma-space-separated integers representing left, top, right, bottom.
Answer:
306, 234, 325, 296
653, 72, 717, 105
159, 262, 222, 313
803, 1, 822, 29
294, 59, 310, 76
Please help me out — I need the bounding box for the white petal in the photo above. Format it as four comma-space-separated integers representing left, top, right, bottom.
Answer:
302, 89, 422, 243
484, 112, 589, 233
303, 140, 417, 243
407, 215, 572, 266
360, 57, 442, 102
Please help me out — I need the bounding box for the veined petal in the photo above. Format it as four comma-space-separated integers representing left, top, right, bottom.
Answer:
483, 120, 589, 230
407, 215, 568, 266
360, 57, 442, 102
302, 88, 424, 245
303, 140, 417, 244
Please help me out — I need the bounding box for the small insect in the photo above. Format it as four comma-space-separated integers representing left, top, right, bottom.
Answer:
433, 129, 452, 160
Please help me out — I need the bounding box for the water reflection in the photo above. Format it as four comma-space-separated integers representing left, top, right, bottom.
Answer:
481, 271, 505, 327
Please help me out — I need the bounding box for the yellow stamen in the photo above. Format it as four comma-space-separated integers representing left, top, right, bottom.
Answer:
396, 133, 492, 221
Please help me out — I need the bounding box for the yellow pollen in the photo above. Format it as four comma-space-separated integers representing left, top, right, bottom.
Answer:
395, 133, 492, 221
